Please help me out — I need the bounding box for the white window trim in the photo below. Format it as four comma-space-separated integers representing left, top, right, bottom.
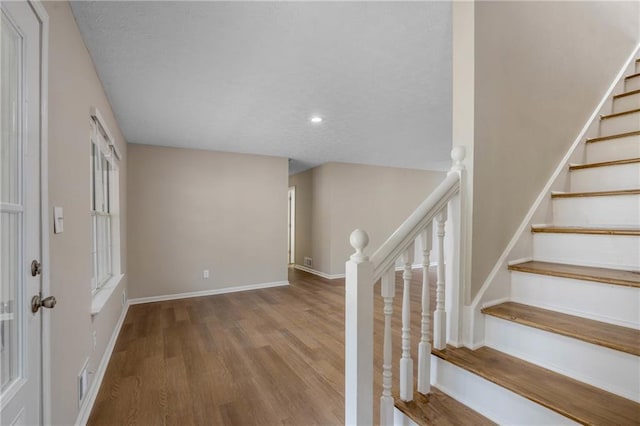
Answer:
89, 108, 123, 315
91, 273, 124, 316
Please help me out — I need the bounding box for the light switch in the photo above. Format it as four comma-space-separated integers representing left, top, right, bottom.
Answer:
53, 207, 64, 234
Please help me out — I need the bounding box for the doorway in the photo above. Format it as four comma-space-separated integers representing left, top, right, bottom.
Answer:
0, 1, 49, 424
287, 187, 295, 264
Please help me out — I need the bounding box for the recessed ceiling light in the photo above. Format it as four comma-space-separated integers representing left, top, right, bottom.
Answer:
310, 116, 323, 124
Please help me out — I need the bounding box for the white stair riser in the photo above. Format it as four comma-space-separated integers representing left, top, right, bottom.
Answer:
636, 62, 640, 74
394, 408, 419, 426
586, 136, 640, 163
485, 317, 640, 402
627, 75, 640, 92
510, 271, 640, 329
614, 92, 640, 113
533, 233, 640, 271
553, 194, 640, 227
600, 111, 640, 136
570, 163, 640, 192
431, 356, 577, 425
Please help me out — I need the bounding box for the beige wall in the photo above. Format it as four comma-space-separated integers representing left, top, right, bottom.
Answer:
45, 1, 128, 424
127, 144, 288, 298
470, 1, 640, 296
291, 163, 445, 276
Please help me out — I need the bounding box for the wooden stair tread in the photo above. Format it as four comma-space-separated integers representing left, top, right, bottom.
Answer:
531, 225, 640, 236
551, 188, 640, 198
586, 129, 640, 143
600, 107, 640, 120
509, 260, 640, 288
482, 302, 640, 356
569, 157, 640, 170
394, 388, 496, 426
614, 88, 640, 99
432, 346, 640, 425
625, 71, 640, 80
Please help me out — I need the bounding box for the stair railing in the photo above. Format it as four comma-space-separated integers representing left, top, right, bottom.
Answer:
345, 147, 467, 425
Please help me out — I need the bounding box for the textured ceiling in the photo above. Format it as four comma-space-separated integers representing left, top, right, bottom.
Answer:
71, 1, 452, 174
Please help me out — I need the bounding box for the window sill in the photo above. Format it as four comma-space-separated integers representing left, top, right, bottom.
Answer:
91, 273, 125, 316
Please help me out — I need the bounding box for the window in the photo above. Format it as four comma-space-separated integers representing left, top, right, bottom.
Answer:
90, 110, 121, 298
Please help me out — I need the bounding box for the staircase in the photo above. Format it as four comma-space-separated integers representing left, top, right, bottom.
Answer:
345, 56, 640, 425
409, 58, 640, 424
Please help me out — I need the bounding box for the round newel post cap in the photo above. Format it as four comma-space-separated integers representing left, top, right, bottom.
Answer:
450, 146, 466, 171
350, 229, 370, 261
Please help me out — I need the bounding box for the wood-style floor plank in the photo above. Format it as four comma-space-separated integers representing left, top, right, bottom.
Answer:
88, 267, 489, 425
531, 226, 640, 236
569, 157, 640, 171
482, 302, 640, 356
432, 346, 640, 426
586, 129, 640, 144
508, 260, 640, 288
551, 189, 640, 198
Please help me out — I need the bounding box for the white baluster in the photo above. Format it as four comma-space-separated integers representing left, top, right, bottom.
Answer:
399, 249, 413, 401
418, 226, 432, 394
379, 266, 396, 426
345, 230, 374, 426
434, 209, 448, 350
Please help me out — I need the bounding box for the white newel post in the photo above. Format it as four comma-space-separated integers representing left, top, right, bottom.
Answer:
433, 209, 448, 350
345, 229, 374, 426
379, 266, 396, 426
445, 146, 466, 346
399, 249, 414, 402
417, 226, 433, 394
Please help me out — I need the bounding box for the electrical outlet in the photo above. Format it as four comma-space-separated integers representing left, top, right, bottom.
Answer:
92, 330, 97, 350
122, 290, 126, 307
203, 270, 210, 279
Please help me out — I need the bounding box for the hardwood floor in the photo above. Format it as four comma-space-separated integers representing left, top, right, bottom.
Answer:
88, 267, 489, 425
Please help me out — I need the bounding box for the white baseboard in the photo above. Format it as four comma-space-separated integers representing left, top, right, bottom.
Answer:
480, 297, 510, 310
128, 280, 290, 305
75, 303, 130, 426
507, 257, 532, 266
294, 264, 345, 280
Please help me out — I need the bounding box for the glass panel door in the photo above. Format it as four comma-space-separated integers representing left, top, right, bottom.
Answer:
0, 8, 23, 393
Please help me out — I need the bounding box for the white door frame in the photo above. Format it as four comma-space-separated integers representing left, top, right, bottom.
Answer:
288, 187, 295, 264
28, 1, 50, 423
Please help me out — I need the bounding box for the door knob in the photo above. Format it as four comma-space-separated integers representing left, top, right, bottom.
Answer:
31, 295, 56, 313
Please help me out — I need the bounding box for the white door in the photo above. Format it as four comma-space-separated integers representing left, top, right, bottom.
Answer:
1, 1, 45, 425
